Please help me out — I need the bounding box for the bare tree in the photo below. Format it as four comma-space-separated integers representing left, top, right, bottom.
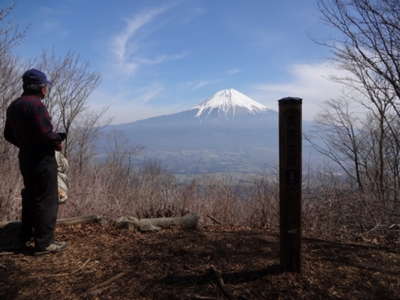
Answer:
68, 108, 108, 172
0, 4, 27, 220
0, 3, 24, 163
307, 98, 366, 190
314, 0, 400, 221
34, 51, 101, 157
318, 0, 400, 113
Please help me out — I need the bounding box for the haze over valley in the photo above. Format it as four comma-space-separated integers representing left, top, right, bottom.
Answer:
99, 89, 317, 175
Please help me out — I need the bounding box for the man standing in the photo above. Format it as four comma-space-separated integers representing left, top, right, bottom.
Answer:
4, 69, 67, 255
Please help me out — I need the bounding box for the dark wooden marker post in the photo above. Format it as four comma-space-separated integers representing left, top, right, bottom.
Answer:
279, 97, 302, 273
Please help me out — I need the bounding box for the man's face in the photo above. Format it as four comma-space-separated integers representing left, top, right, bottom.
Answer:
41, 85, 49, 98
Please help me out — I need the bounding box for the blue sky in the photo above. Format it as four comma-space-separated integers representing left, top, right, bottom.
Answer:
7, 0, 346, 124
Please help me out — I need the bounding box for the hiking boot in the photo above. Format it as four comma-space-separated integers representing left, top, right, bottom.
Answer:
6, 238, 33, 251
34, 241, 67, 256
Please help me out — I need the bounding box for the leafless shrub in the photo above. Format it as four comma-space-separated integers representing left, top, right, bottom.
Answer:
306, 0, 400, 233
0, 4, 25, 220
246, 176, 279, 230
33, 51, 102, 158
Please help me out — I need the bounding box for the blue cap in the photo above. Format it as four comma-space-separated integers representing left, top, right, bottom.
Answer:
22, 69, 52, 86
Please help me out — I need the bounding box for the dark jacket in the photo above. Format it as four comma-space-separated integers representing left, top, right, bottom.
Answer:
4, 94, 63, 157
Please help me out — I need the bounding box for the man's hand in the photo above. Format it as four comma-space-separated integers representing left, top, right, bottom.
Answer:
54, 142, 62, 152
58, 132, 67, 141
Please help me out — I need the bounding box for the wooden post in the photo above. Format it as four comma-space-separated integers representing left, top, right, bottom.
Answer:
279, 97, 302, 273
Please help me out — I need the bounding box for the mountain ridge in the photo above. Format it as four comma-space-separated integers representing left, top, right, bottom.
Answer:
99, 89, 315, 174
193, 88, 269, 118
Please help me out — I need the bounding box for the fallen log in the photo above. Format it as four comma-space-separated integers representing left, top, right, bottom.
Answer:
115, 214, 199, 232
0, 216, 103, 229
1, 214, 199, 233
57, 215, 103, 225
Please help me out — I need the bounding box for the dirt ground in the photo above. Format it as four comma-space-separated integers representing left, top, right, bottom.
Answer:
0, 222, 399, 300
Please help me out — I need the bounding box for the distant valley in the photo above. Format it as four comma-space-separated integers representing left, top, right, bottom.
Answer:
98, 89, 319, 174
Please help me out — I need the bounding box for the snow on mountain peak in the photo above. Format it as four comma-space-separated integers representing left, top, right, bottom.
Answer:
194, 89, 268, 117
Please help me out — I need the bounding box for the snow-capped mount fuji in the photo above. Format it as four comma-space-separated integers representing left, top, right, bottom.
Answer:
100, 89, 315, 174
194, 89, 268, 118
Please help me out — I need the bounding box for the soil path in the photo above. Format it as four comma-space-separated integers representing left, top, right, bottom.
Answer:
0, 223, 399, 299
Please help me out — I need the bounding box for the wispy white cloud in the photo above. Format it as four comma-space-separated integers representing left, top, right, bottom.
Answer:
137, 83, 165, 104
112, 7, 166, 61
111, 5, 186, 74
89, 84, 180, 124
135, 52, 188, 65
95, 61, 352, 124
185, 79, 220, 90
251, 61, 352, 120
226, 68, 241, 76
88, 83, 171, 124
182, 68, 241, 92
